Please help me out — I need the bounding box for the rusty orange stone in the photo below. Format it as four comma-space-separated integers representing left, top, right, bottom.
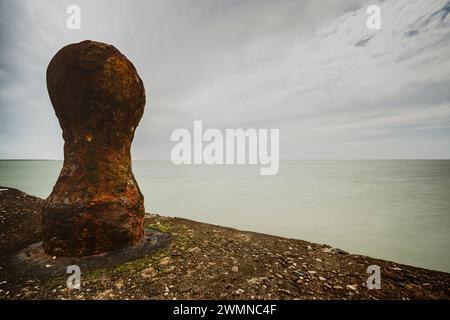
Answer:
42, 40, 146, 256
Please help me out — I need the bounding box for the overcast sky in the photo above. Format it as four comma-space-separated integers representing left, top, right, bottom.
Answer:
1, 0, 449, 159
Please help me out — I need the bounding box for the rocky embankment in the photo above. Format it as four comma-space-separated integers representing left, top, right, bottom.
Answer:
0, 187, 449, 300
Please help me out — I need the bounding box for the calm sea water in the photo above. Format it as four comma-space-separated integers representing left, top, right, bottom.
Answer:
1, 160, 449, 272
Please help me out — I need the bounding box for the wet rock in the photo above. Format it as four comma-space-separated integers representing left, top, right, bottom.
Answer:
277, 289, 291, 295
235, 288, 244, 295
95, 289, 114, 300
141, 267, 157, 279
159, 257, 172, 265
247, 277, 268, 285
43, 40, 146, 256
333, 248, 349, 255
188, 247, 201, 253
346, 284, 358, 291
178, 282, 193, 293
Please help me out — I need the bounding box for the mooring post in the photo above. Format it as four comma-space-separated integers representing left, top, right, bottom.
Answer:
43, 40, 146, 256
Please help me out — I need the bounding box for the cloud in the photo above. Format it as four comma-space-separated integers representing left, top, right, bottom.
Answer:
0, 0, 449, 159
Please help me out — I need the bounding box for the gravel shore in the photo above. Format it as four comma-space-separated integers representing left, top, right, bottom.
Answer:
1, 186, 449, 300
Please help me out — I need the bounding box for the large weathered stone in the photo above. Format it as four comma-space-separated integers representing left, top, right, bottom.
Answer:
43, 40, 146, 256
